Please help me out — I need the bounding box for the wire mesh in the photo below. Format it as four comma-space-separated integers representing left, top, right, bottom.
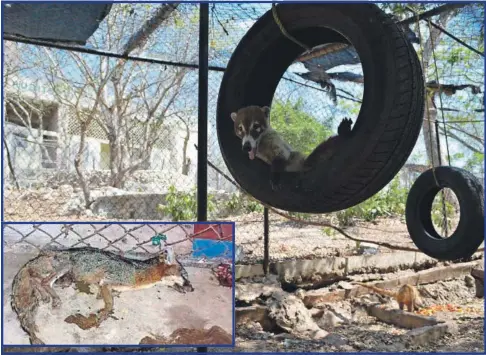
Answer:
2, 3, 484, 266
3, 222, 234, 266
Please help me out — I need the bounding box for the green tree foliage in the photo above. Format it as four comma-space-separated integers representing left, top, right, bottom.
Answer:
270, 99, 333, 155
157, 185, 216, 221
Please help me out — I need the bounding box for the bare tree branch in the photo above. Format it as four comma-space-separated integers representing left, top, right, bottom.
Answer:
122, 3, 180, 56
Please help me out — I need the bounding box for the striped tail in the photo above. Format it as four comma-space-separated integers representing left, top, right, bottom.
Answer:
354, 282, 398, 299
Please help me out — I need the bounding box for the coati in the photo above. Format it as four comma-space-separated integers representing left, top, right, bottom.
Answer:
353, 282, 423, 312
230, 105, 353, 190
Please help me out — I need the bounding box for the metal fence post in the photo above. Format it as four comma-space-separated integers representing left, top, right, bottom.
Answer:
263, 207, 269, 275
197, 2, 209, 353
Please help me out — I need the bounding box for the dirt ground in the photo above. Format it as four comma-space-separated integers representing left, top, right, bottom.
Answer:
5, 188, 482, 262
3, 188, 484, 353
231, 277, 484, 353
3, 248, 233, 346
122, 274, 483, 353
229, 212, 482, 262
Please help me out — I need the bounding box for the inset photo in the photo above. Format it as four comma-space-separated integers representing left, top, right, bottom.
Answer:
2, 222, 235, 347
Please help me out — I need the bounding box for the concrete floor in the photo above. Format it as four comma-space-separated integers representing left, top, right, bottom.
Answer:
3, 249, 233, 346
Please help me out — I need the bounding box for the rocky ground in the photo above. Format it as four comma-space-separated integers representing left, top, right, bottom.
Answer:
232, 266, 485, 353
4, 186, 484, 353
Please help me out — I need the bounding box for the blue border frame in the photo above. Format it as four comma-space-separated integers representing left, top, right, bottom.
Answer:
2, 221, 237, 349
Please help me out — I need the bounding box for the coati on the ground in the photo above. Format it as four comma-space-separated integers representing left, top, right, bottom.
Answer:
353, 282, 423, 312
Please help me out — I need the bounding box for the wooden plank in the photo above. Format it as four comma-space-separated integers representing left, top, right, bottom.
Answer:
365, 303, 440, 329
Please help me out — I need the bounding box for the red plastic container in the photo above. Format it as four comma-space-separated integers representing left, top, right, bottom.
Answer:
193, 224, 233, 241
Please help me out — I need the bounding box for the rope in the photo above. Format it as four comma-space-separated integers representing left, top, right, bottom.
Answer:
426, 18, 452, 167
412, 8, 441, 189
423, 15, 454, 238
411, 7, 457, 237
195, 143, 484, 254
271, 4, 311, 52
196, 146, 423, 253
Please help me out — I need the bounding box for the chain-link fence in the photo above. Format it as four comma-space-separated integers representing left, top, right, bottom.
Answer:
3, 222, 234, 347
3, 222, 234, 265
3, 3, 484, 267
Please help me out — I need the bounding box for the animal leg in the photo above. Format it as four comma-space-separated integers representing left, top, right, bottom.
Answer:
408, 300, 414, 312
32, 278, 52, 303
64, 285, 114, 330
26, 269, 51, 303
398, 302, 405, 311
97, 285, 114, 323
40, 272, 63, 308
94, 285, 103, 299
270, 156, 286, 191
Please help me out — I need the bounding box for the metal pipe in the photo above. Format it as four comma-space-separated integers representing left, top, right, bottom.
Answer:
196, 3, 209, 352
197, 3, 209, 223
3, 35, 226, 72
263, 207, 269, 275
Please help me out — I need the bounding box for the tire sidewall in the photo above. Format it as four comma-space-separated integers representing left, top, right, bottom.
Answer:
406, 167, 484, 260
217, 4, 419, 212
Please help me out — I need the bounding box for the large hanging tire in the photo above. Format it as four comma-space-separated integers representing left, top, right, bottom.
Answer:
217, 3, 425, 213
405, 166, 484, 261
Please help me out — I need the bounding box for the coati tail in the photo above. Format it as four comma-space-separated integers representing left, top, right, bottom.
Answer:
354, 282, 398, 299
302, 118, 353, 171
303, 135, 342, 170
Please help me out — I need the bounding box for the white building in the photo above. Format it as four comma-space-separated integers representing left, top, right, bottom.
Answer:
3, 83, 199, 191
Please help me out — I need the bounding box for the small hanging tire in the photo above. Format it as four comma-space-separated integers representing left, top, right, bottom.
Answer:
405, 166, 484, 261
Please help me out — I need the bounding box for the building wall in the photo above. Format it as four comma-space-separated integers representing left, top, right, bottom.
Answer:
4, 110, 199, 191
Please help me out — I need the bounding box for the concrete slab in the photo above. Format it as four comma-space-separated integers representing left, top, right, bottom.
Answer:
302, 260, 483, 307
3, 249, 233, 346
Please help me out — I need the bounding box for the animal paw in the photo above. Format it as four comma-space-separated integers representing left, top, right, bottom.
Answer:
40, 293, 51, 303
270, 174, 283, 191
270, 180, 282, 191
51, 297, 62, 309
171, 284, 187, 294
65, 313, 99, 330
337, 117, 353, 137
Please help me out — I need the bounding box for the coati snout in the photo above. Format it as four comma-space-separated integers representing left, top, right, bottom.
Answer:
242, 141, 252, 152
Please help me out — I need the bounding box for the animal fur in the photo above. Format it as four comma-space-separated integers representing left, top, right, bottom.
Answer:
354, 282, 422, 312
230, 105, 353, 189
11, 247, 193, 344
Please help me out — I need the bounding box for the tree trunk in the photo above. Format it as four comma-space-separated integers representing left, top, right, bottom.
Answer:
422, 95, 442, 166
74, 121, 91, 208
3, 135, 19, 190
182, 124, 190, 176
420, 9, 458, 168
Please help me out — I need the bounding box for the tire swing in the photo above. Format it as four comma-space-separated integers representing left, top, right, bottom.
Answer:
404, 12, 484, 261
405, 166, 484, 261
216, 3, 425, 213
